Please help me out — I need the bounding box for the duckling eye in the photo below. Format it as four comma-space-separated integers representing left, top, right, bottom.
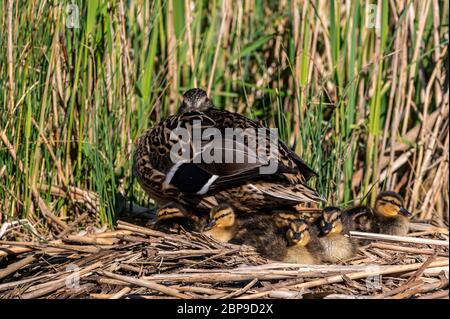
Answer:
385, 199, 398, 206
216, 212, 230, 220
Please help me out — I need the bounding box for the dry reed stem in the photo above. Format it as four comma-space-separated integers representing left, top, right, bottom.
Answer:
21, 261, 103, 299
350, 231, 449, 246
109, 287, 132, 299
0, 255, 36, 280
240, 259, 449, 299
100, 270, 191, 299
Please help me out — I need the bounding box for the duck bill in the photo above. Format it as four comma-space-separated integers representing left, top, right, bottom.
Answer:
399, 207, 412, 217
319, 224, 332, 237
293, 233, 302, 240
204, 219, 216, 231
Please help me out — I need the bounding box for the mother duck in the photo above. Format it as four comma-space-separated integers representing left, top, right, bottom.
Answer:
133, 88, 324, 216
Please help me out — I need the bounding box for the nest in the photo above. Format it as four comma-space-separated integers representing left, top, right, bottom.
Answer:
0, 219, 448, 299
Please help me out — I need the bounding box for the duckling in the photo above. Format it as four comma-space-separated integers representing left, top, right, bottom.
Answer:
315, 207, 358, 263
203, 204, 239, 242
153, 202, 204, 232
273, 210, 299, 229
282, 219, 321, 264
231, 213, 288, 260
204, 205, 290, 260
343, 205, 378, 233
373, 191, 412, 236
204, 206, 320, 263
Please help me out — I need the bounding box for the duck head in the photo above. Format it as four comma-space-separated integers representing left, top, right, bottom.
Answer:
375, 191, 412, 218
286, 219, 311, 246
180, 88, 213, 113
205, 204, 236, 230
156, 204, 187, 221
317, 206, 344, 237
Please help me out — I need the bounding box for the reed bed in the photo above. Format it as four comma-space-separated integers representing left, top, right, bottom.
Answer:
0, 219, 448, 299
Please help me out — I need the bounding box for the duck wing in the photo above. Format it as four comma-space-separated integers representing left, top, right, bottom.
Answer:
278, 140, 317, 181
135, 106, 322, 204
164, 132, 298, 195
205, 108, 318, 180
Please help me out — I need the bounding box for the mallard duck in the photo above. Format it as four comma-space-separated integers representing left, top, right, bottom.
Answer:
315, 207, 358, 263
373, 191, 412, 236
133, 88, 323, 223
282, 219, 321, 264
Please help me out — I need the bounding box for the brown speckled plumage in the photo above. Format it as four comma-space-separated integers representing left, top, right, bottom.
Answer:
133, 88, 323, 214
230, 214, 288, 260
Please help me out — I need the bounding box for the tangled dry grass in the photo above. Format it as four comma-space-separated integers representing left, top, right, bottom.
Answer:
0, 218, 448, 299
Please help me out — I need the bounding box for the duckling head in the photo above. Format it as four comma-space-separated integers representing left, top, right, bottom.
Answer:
286, 219, 311, 247
273, 211, 297, 228
156, 205, 187, 221
205, 204, 236, 230
375, 191, 412, 218
180, 88, 213, 112
317, 206, 343, 237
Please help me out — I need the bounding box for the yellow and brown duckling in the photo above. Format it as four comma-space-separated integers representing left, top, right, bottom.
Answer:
272, 207, 320, 226
203, 204, 239, 243
337, 191, 412, 236
203, 204, 286, 258
281, 219, 321, 264
315, 207, 358, 263
373, 191, 412, 236
204, 205, 320, 264
231, 214, 288, 261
